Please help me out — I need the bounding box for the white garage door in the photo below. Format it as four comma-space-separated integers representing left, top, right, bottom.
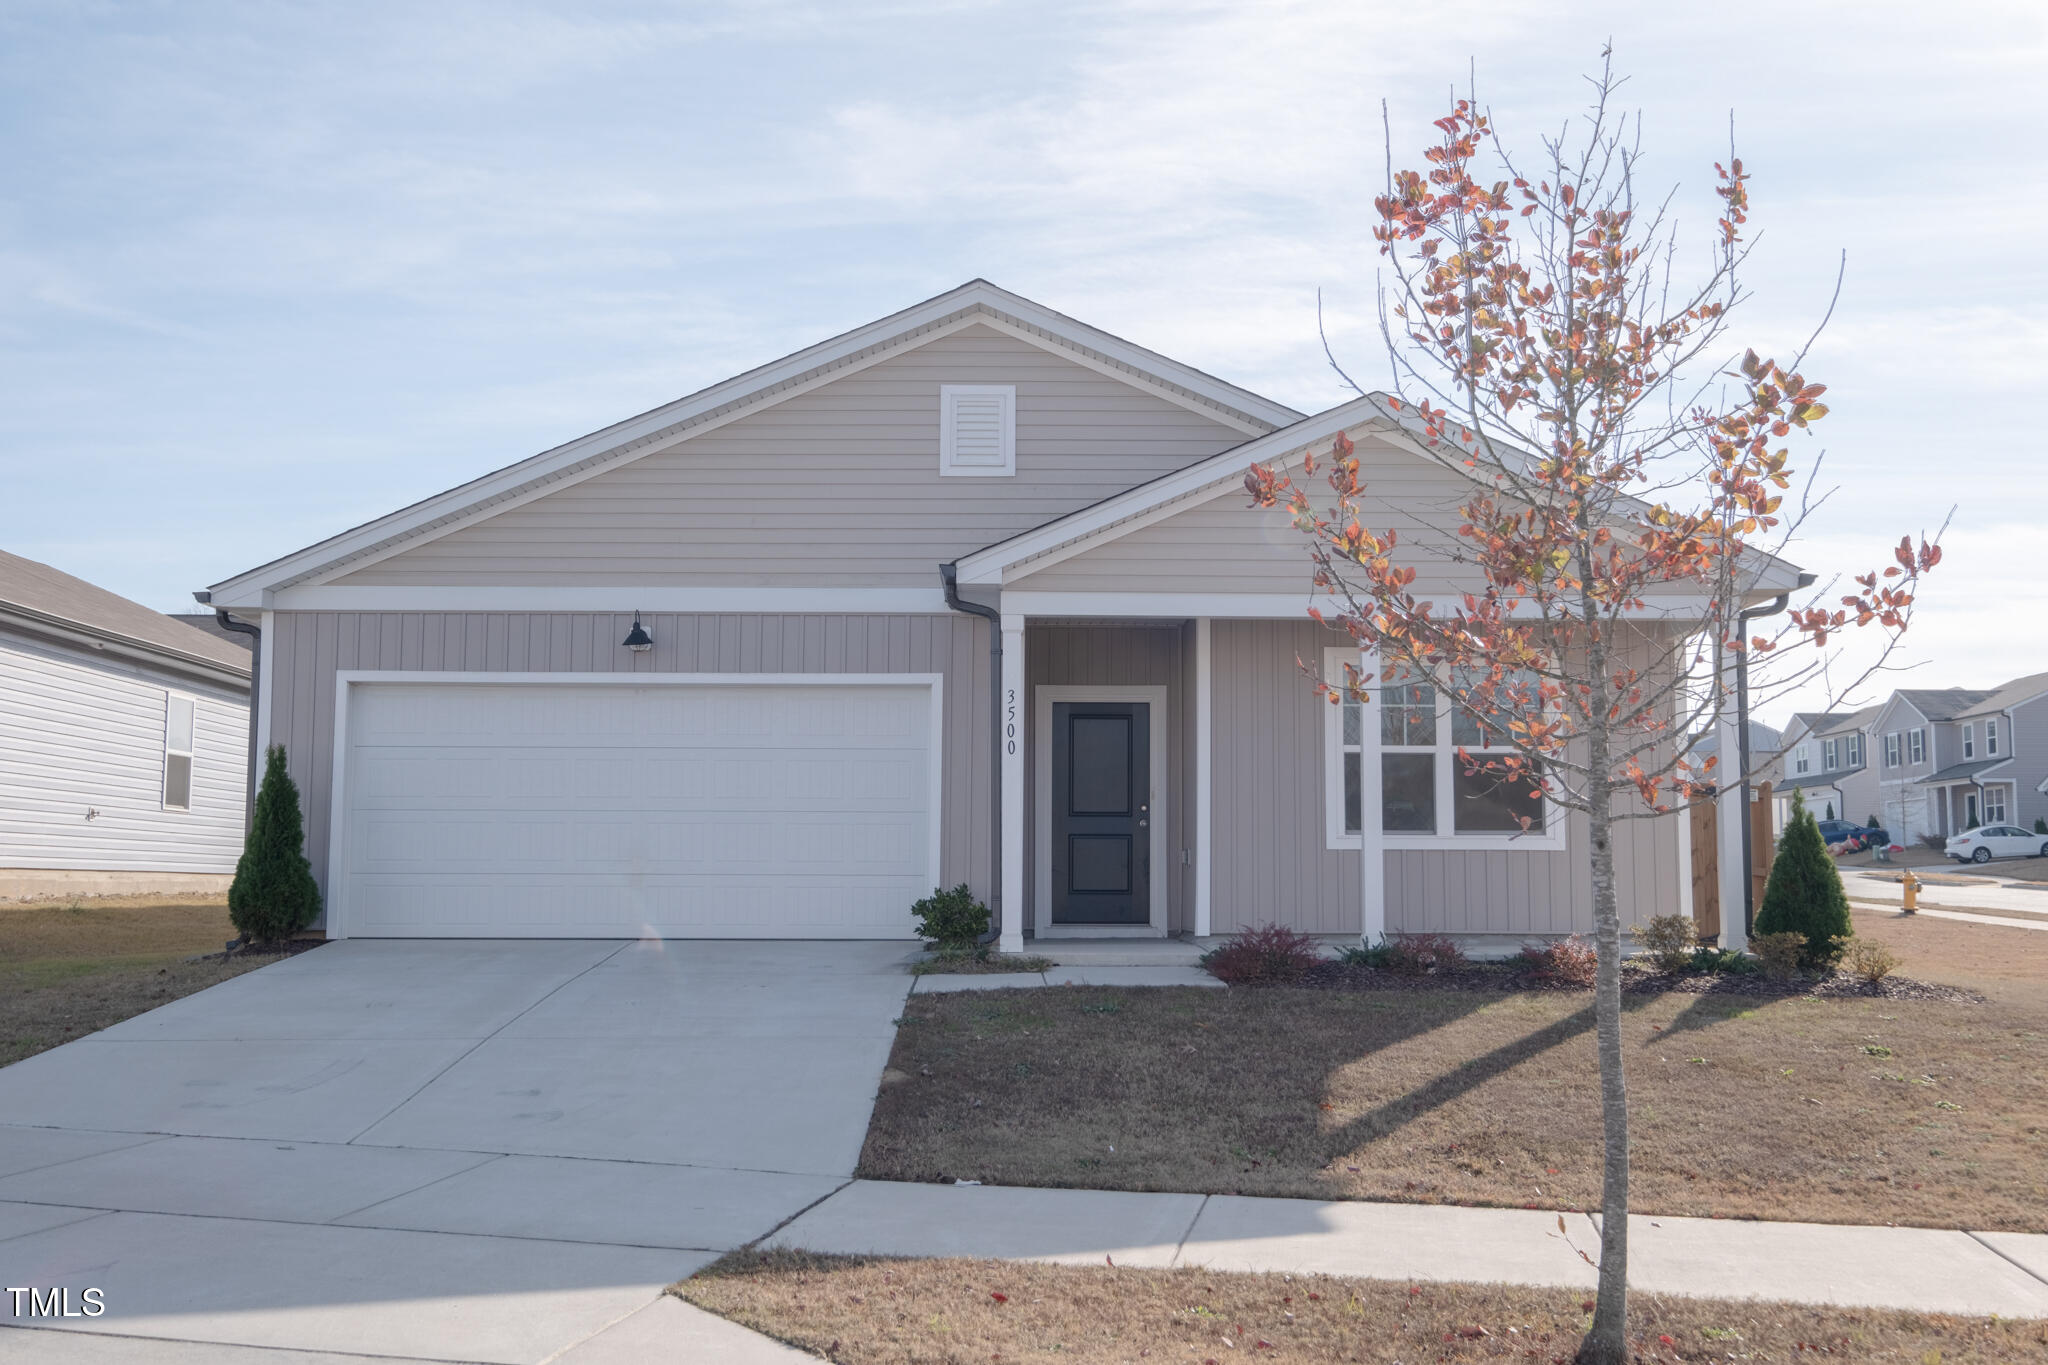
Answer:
335, 680, 937, 938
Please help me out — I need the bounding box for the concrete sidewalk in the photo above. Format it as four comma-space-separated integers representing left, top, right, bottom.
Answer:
767, 1179, 2048, 1318
1847, 869, 2048, 921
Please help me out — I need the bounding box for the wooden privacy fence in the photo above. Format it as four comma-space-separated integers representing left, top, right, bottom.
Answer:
1687, 779, 1778, 944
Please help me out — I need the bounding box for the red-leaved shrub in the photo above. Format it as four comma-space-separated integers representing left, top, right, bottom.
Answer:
1201, 924, 1324, 985
1381, 932, 1468, 976
1517, 935, 1597, 987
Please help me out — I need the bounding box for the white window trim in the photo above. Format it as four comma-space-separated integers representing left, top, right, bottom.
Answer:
1962, 723, 1975, 759
1322, 647, 1566, 852
1986, 718, 2000, 756
1846, 733, 1864, 768
1822, 737, 1838, 770
1909, 728, 1926, 764
162, 691, 196, 812
1983, 784, 2008, 824
1793, 744, 1811, 775
938, 384, 1016, 477
1884, 732, 1900, 768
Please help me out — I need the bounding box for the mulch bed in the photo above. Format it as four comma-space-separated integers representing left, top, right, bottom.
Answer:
1285, 959, 1984, 1003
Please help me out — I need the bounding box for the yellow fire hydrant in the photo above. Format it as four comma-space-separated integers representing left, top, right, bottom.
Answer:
1901, 870, 1920, 915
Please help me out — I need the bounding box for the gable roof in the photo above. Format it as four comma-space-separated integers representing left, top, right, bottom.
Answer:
206, 281, 1304, 608
1, 549, 251, 680
1893, 687, 1993, 722
955, 390, 1809, 595
1954, 671, 2048, 720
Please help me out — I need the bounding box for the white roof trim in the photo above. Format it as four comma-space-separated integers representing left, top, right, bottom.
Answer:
958, 390, 1806, 594
207, 280, 1302, 608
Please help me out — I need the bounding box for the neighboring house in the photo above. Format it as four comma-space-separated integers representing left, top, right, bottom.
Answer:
1, 551, 253, 900
1765, 673, 2048, 843
1771, 707, 1879, 833
1691, 719, 1781, 785
202, 281, 1802, 947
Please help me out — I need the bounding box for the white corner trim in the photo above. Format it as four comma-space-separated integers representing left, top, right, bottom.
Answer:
322, 670, 944, 942
254, 610, 274, 759
1033, 685, 1170, 939
939, 384, 1016, 477
1194, 617, 1213, 939
999, 617, 1027, 953
267, 586, 954, 613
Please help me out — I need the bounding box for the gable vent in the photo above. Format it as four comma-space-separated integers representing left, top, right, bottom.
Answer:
940, 384, 1016, 477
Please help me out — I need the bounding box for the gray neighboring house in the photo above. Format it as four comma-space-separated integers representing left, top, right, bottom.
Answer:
203, 281, 1802, 947
1, 551, 253, 900
1771, 706, 1880, 832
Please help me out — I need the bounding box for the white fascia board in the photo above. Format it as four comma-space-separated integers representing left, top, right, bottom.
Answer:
265, 586, 953, 614
1000, 589, 1715, 621
211, 281, 1299, 604
954, 395, 1384, 585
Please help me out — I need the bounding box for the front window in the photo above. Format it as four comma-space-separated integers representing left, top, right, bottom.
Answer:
1984, 786, 2008, 824
1794, 745, 1811, 775
1909, 729, 1926, 764
1963, 724, 1975, 759
1822, 738, 1838, 770
1328, 650, 1558, 848
1987, 719, 2000, 756
162, 694, 195, 811
1884, 732, 1900, 768
1846, 733, 1864, 768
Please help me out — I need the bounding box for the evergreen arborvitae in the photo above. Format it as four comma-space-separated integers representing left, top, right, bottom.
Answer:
229, 745, 323, 944
1754, 790, 1852, 967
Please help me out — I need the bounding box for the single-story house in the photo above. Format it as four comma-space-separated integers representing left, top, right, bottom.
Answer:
203, 281, 1790, 948
1, 550, 253, 900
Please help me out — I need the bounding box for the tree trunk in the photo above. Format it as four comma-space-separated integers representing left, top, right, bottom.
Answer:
1580, 721, 1630, 1363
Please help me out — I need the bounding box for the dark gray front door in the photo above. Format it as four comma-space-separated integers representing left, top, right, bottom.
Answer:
1051, 701, 1150, 924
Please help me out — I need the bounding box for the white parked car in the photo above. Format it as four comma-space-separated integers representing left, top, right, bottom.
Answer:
1945, 824, 2048, 864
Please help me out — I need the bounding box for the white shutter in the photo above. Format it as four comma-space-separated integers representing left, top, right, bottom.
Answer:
939, 385, 1015, 476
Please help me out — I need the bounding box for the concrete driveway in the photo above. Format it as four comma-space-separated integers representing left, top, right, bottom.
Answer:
0, 939, 914, 1362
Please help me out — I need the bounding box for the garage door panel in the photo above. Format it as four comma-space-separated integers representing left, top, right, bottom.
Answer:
339, 681, 935, 938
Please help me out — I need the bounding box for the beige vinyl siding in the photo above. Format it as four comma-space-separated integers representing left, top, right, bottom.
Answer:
1014, 435, 1479, 594
0, 633, 248, 873
264, 611, 992, 927
1022, 622, 1193, 932
1209, 618, 1683, 938
332, 326, 1249, 589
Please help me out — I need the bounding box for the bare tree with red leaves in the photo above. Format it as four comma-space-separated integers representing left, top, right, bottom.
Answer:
1247, 51, 1941, 1364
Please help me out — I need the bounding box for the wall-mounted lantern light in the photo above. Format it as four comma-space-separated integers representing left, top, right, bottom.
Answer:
621, 614, 654, 653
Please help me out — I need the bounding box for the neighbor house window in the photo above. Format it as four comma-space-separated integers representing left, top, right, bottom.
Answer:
162, 694, 195, 811
1326, 649, 1559, 849
1884, 732, 1900, 768
1822, 738, 1838, 770
1987, 718, 2000, 755
1908, 728, 1926, 764
1793, 744, 1811, 775
1962, 724, 1975, 759
1984, 786, 2008, 823
1846, 734, 1864, 768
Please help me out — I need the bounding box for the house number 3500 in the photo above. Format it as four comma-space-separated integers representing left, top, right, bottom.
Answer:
1004, 687, 1018, 755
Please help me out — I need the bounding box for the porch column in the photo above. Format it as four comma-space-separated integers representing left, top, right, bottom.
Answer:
1194, 617, 1213, 938
999, 611, 1027, 953
1359, 644, 1386, 944
1713, 658, 1746, 951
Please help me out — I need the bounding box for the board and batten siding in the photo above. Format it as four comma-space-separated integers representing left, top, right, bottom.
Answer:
0, 633, 248, 873
331, 325, 1252, 590
1023, 622, 1193, 931
265, 611, 992, 924
1209, 619, 1683, 938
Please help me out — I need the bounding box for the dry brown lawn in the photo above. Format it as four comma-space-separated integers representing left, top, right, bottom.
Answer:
1850, 903, 2048, 1009
678, 1250, 2048, 1364
862, 977, 2048, 1231
0, 897, 273, 1066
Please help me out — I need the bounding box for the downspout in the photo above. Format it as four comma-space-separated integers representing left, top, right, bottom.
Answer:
940, 563, 1005, 948
1734, 572, 1813, 939
194, 591, 260, 838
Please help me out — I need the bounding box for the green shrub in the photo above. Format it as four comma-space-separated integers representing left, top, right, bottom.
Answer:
1336, 941, 1390, 968
229, 745, 322, 945
1632, 913, 1700, 974
1749, 931, 1808, 980
1754, 791, 1852, 968
1690, 945, 1757, 975
910, 884, 989, 949
1201, 924, 1324, 985
2036, 816, 2047, 835
1865, 814, 1881, 832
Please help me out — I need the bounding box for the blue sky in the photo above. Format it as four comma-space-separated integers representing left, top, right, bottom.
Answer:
3, 1, 2042, 724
